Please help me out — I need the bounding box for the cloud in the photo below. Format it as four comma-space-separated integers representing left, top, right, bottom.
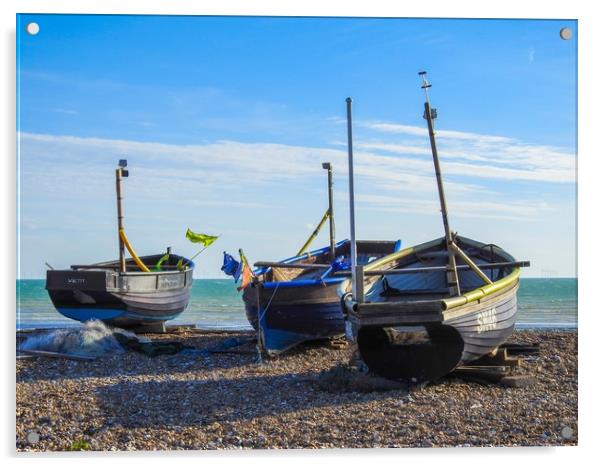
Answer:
18, 128, 574, 225
16, 132, 485, 202
354, 193, 552, 221
528, 47, 536, 65
17, 128, 575, 279
51, 108, 79, 115
352, 120, 575, 183
360, 120, 516, 144
355, 141, 432, 156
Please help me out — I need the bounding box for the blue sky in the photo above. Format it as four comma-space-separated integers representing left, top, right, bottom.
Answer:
16, 15, 577, 278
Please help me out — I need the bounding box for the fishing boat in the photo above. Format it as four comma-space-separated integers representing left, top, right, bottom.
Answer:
232, 163, 401, 355
46, 160, 194, 331
243, 238, 401, 354
339, 73, 530, 382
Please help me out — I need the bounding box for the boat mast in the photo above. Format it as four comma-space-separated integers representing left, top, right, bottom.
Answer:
419, 72, 493, 293
115, 159, 129, 273
419, 72, 461, 296
346, 97, 362, 302
322, 162, 336, 262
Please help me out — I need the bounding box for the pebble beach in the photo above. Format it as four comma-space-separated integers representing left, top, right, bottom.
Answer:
16, 329, 577, 451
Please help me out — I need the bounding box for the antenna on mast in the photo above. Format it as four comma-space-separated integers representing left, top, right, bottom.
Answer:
419, 71, 432, 102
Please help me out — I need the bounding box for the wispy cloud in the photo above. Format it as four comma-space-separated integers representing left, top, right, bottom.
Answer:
354, 120, 575, 183
528, 47, 536, 65
360, 120, 516, 143
18, 126, 574, 224
353, 193, 552, 221
51, 108, 79, 115
15, 132, 486, 198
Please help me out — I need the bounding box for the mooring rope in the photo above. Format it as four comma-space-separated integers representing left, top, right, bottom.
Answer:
255, 281, 281, 364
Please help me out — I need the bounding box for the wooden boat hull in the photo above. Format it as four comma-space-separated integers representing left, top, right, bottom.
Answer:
343, 236, 522, 382
46, 254, 194, 329
243, 283, 344, 354
355, 281, 518, 382
244, 239, 400, 354
444, 281, 518, 363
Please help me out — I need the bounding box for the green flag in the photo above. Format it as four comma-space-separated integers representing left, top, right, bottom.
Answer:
185, 229, 219, 247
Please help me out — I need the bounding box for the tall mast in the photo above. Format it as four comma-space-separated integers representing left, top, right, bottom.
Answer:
419, 72, 492, 294
419, 72, 461, 296
346, 97, 360, 301
115, 159, 129, 273
322, 162, 336, 261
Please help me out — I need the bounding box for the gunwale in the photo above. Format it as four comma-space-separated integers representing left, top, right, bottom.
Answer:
340, 236, 520, 310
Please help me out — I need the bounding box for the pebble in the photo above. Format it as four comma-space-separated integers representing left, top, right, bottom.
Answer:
16, 329, 577, 451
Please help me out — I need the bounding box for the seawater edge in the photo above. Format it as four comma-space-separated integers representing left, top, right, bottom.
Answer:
16, 277, 577, 330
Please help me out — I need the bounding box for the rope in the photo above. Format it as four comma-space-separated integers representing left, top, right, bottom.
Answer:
119, 229, 150, 272
256, 281, 280, 364
296, 209, 330, 256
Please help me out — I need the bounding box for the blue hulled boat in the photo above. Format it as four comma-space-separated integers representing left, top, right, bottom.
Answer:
242, 239, 401, 354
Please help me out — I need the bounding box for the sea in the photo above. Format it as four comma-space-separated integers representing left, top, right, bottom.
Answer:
15, 278, 577, 331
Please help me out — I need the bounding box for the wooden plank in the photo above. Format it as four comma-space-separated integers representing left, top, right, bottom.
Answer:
333, 261, 530, 277
500, 375, 536, 387
456, 365, 510, 373
501, 357, 522, 367
348, 298, 443, 326
449, 241, 493, 285
470, 349, 522, 368
452, 366, 509, 384
356, 299, 443, 312
500, 342, 540, 355
349, 310, 442, 327
355, 309, 443, 321
253, 261, 330, 270
19, 349, 97, 361
71, 265, 181, 270
349, 314, 440, 327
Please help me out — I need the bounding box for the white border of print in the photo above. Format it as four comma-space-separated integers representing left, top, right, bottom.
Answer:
3, 1, 598, 465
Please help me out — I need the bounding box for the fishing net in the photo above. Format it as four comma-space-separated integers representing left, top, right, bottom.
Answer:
19, 319, 147, 356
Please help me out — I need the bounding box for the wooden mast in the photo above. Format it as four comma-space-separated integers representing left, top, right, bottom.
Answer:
419, 72, 492, 293
322, 162, 336, 262
419, 72, 461, 296
115, 159, 129, 273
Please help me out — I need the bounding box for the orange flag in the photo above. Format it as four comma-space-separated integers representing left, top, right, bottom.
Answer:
237, 250, 255, 291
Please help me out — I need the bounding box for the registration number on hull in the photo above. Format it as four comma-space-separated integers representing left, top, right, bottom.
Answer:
477, 308, 497, 334
66, 278, 86, 285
